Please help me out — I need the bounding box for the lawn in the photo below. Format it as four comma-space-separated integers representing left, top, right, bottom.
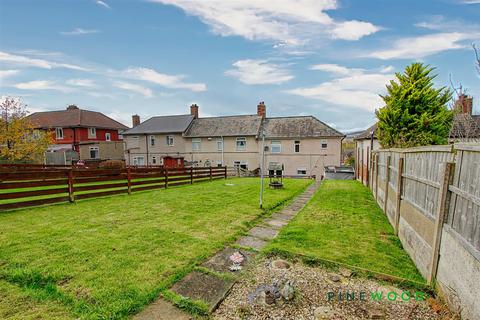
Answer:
0, 177, 311, 320
265, 180, 424, 283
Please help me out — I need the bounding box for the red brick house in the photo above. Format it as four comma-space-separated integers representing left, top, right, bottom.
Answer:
27, 105, 128, 163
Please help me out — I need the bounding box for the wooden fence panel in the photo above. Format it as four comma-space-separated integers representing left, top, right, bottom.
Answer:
0, 166, 228, 211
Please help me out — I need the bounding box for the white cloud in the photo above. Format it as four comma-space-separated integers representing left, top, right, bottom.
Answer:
463, 0, 480, 4
0, 69, 20, 81
330, 20, 380, 40
367, 32, 474, 60
150, 0, 379, 45
310, 63, 363, 75
113, 81, 154, 98
0, 51, 88, 71
13, 80, 73, 93
96, 1, 110, 9
122, 67, 206, 92
379, 65, 395, 73
286, 66, 393, 112
60, 28, 100, 36
225, 59, 294, 85
66, 78, 96, 87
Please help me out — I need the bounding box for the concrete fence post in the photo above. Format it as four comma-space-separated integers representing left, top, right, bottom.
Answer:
393, 156, 404, 235
383, 155, 391, 214
428, 161, 454, 285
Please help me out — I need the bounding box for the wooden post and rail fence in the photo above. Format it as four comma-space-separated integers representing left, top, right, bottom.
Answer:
0, 166, 228, 211
368, 143, 480, 320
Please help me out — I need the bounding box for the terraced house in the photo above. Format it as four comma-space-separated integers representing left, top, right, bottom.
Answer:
122, 103, 344, 178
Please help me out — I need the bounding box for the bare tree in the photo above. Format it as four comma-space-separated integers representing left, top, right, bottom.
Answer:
474, 44, 480, 75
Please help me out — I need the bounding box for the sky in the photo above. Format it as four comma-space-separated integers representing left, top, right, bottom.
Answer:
0, 0, 479, 132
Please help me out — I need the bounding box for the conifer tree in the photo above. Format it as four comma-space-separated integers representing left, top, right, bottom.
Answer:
376, 63, 453, 148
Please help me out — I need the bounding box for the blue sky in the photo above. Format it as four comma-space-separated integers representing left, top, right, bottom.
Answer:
0, 0, 479, 132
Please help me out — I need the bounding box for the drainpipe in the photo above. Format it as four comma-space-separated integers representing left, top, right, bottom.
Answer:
259, 129, 265, 209
145, 134, 149, 167
221, 136, 224, 166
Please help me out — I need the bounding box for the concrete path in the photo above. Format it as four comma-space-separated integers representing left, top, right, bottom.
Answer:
133, 181, 319, 319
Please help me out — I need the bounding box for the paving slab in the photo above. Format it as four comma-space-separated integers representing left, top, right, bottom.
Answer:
236, 236, 268, 250
171, 271, 234, 312
263, 217, 289, 229
270, 212, 295, 222
133, 298, 191, 320
248, 226, 279, 240
201, 247, 255, 273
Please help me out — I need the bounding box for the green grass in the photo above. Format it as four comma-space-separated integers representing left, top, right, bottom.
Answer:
265, 180, 425, 284
0, 177, 311, 319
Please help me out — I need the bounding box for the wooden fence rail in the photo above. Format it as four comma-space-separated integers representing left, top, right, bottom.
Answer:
0, 166, 227, 211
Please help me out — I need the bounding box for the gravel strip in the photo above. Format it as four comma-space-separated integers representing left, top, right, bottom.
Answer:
213, 257, 447, 320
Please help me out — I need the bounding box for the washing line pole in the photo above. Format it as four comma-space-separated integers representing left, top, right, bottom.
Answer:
259, 129, 265, 209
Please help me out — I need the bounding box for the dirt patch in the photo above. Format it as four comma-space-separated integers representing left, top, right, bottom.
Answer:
214, 257, 451, 320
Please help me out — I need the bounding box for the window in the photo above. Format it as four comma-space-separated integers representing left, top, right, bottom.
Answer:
150, 135, 155, 146
152, 156, 157, 165
105, 132, 111, 141
321, 139, 328, 149
166, 135, 174, 146
236, 137, 246, 151
217, 139, 223, 151
233, 160, 248, 170
297, 168, 307, 175
89, 128, 96, 138
271, 141, 281, 153
216, 160, 223, 167
192, 138, 201, 151
294, 140, 300, 153
89, 146, 99, 159
55, 127, 63, 139
133, 156, 145, 166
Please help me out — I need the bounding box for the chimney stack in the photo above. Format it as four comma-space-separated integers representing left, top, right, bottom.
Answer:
132, 114, 140, 127
257, 101, 266, 118
190, 104, 199, 119
67, 104, 79, 111
454, 94, 473, 115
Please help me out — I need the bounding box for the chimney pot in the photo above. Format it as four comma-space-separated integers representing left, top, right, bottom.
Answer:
190, 104, 199, 119
132, 114, 140, 127
257, 101, 266, 118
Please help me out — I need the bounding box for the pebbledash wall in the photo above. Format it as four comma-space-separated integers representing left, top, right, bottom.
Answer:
370, 144, 479, 320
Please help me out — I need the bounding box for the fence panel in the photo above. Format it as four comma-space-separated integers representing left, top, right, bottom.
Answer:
0, 166, 228, 211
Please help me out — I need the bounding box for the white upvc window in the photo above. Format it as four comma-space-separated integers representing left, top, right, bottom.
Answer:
166, 135, 174, 146
236, 137, 246, 151
192, 138, 201, 151
217, 139, 223, 151
89, 127, 96, 138
105, 132, 111, 141
233, 160, 248, 170
321, 139, 328, 149
294, 140, 300, 153
149, 135, 155, 146
133, 156, 145, 166
55, 127, 64, 139
297, 168, 307, 175
152, 156, 157, 165
271, 140, 281, 153
89, 146, 99, 159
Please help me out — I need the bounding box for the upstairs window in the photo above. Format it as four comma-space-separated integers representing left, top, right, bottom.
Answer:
105, 132, 111, 141
217, 139, 223, 151
321, 139, 328, 149
236, 137, 246, 151
294, 140, 300, 153
166, 135, 174, 146
55, 127, 64, 139
89, 127, 96, 138
271, 141, 281, 153
192, 138, 201, 151
150, 135, 155, 146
